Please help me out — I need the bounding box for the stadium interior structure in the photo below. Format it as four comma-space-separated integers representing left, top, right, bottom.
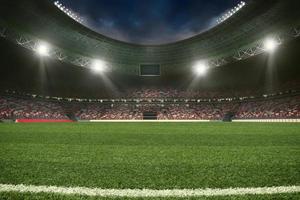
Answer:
0, 0, 300, 122
0, 1, 300, 199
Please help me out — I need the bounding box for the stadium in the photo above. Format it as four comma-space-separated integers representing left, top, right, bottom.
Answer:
0, 0, 299, 199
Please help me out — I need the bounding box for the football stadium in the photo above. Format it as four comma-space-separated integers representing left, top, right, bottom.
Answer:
0, 0, 300, 199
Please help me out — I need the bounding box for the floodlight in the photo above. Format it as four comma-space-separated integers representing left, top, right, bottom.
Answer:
92, 59, 107, 73
36, 43, 49, 56
264, 38, 279, 52
193, 62, 208, 76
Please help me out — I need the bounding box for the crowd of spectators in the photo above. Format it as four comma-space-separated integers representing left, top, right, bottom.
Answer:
76, 104, 142, 120
0, 96, 68, 120
75, 104, 107, 120
235, 96, 300, 119
125, 87, 238, 99
76, 103, 233, 120
122, 81, 300, 99
66, 96, 300, 120
0, 91, 299, 121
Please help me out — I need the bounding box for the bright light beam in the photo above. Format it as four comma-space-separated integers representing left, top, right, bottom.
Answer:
92, 59, 107, 73
36, 43, 50, 57
264, 38, 279, 52
193, 62, 208, 76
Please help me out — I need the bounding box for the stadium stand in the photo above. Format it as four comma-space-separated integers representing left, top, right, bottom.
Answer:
1, 89, 299, 121
0, 95, 68, 120
235, 97, 300, 119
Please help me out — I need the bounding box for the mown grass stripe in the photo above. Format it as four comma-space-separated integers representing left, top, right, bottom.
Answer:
0, 184, 299, 197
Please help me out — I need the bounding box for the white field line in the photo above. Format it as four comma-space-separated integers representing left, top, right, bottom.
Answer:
88, 120, 212, 122
86, 119, 300, 123
232, 119, 300, 123
0, 184, 299, 197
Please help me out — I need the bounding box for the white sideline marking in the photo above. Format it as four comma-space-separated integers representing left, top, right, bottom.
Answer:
88, 120, 212, 122
86, 119, 300, 123
0, 184, 299, 197
232, 119, 300, 123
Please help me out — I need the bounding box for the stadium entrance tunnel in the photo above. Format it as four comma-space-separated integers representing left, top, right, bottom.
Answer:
223, 112, 235, 122
143, 112, 158, 120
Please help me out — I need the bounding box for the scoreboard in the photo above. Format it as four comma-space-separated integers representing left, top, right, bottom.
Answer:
140, 64, 160, 76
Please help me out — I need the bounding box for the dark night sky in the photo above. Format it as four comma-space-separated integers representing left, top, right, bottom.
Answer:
57, 0, 242, 44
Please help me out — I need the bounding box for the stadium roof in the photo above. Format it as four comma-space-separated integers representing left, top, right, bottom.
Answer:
0, 0, 300, 75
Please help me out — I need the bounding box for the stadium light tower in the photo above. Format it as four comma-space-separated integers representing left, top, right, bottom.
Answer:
92, 59, 107, 73
36, 42, 50, 57
193, 61, 208, 76
264, 38, 279, 52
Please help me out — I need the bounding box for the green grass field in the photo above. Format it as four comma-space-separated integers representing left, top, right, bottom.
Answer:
0, 122, 299, 199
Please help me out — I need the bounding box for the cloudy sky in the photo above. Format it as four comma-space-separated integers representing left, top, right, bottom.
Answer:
58, 0, 242, 45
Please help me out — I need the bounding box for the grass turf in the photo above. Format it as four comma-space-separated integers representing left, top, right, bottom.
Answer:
0, 122, 299, 199
0, 192, 300, 200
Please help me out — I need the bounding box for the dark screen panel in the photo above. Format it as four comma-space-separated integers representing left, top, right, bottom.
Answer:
140, 64, 160, 76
